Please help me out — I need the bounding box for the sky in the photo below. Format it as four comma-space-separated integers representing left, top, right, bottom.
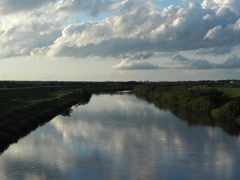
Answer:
0, 0, 240, 82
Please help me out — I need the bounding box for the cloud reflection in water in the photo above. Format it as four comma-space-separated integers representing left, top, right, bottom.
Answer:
0, 93, 240, 180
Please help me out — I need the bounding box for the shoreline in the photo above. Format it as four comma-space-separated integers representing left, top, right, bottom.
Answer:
134, 85, 240, 136
0, 89, 91, 154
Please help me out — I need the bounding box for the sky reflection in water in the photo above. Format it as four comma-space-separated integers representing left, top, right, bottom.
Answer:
1, 93, 240, 180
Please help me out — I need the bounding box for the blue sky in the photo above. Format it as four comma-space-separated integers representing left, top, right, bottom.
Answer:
0, 0, 240, 81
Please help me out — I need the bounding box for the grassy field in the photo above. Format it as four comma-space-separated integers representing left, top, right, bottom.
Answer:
0, 87, 73, 119
0, 87, 92, 153
187, 85, 240, 101
0, 82, 135, 119
216, 87, 240, 101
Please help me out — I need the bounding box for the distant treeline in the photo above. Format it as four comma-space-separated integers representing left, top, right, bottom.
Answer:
1, 80, 240, 90
0, 80, 139, 89
134, 85, 240, 134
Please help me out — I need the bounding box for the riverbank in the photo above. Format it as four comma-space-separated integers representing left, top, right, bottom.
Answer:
134, 85, 240, 135
0, 82, 136, 154
0, 87, 91, 153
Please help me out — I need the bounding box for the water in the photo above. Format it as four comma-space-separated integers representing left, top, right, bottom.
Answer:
1, 92, 240, 180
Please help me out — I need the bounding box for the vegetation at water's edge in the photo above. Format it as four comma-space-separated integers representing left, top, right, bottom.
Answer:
0, 88, 91, 153
0, 82, 137, 154
134, 85, 240, 135
1, 80, 240, 153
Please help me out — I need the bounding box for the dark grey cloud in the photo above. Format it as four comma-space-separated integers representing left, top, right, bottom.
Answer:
57, 0, 115, 17
128, 52, 154, 60
196, 46, 235, 56
186, 59, 215, 69
218, 56, 240, 69
0, 0, 55, 14
164, 55, 240, 70
171, 54, 190, 62
0, 0, 115, 16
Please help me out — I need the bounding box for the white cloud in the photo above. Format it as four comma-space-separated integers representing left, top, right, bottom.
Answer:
46, 0, 240, 60
204, 25, 222, 40
233, 19, 240, 30
0, 0, 240, 71
201, 0, 240, 14
112, 58, 160, 70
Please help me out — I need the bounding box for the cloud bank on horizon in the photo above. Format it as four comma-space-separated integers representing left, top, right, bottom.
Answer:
0, 0, 240, 71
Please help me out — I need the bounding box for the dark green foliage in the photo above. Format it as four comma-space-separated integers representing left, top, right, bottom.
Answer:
134, 85, 228, 114
0, 87, 52, 104
211, 101, 240, 124
134, 85, 240, 135
0, 88, 92, 154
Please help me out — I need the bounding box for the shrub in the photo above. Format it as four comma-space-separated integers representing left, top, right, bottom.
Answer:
211, 101, 240, 124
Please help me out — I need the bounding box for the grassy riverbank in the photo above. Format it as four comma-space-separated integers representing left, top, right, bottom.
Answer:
2, 81, 239, 153
211, 87, 240, 126
134, 85, 240, 135
0, 87, 91, 153
0, 82, 137, 154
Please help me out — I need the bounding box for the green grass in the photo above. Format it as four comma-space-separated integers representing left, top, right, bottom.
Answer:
0, 87, 52, 103
217, 87, 240, 101
0, 84, 133, 120
0, 87, 75, 120
187, 86, 240, 101
0, 87, 92, 153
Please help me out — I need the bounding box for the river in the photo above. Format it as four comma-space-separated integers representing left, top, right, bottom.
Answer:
0, 92, 240, 180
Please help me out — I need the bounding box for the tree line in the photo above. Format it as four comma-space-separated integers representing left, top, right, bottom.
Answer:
134, 85, 240, 133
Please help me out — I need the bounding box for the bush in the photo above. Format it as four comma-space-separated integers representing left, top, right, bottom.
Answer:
211, 101, 240, 124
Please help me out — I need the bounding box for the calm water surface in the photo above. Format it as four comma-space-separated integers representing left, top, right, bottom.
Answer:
1, 92, 240, 180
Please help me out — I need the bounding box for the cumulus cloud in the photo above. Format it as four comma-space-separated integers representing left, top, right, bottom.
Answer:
112, 58, 160, 70
0, 12, 62, 58
46, 0, 240, 60
0, 0, 240, 71
201, 0, 240, 14
164, 55, 240, 69
0, 0, 121, 58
